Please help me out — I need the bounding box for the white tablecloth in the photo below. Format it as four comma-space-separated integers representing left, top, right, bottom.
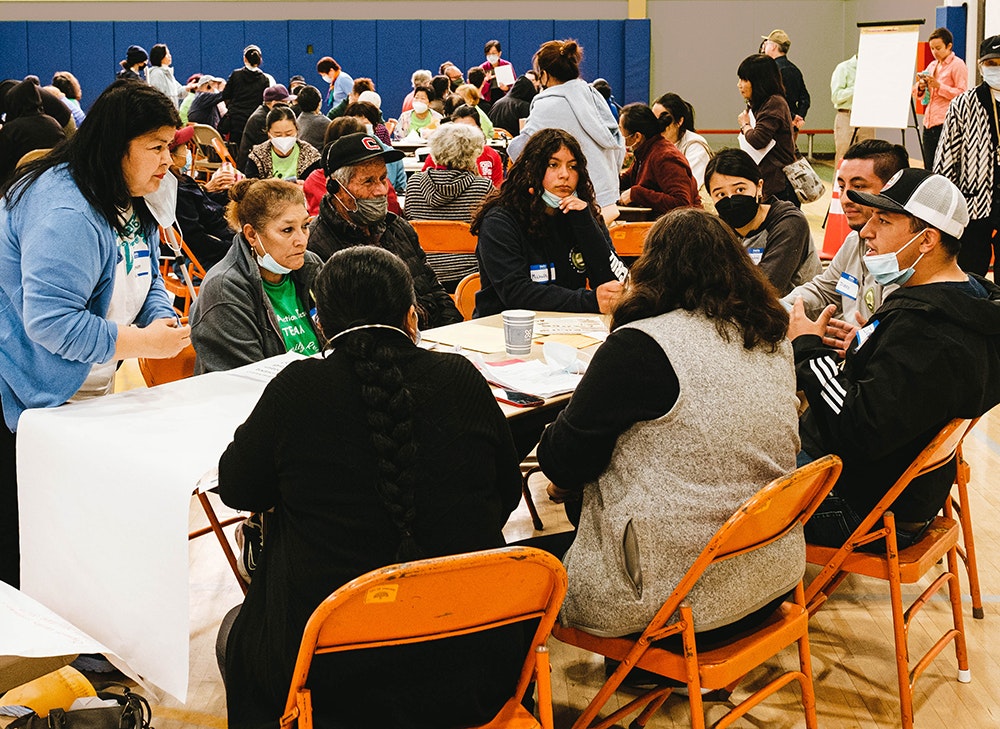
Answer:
16, 357, 295, 702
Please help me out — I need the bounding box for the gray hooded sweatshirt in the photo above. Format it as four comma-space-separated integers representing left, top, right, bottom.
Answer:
507, 78, 626, 207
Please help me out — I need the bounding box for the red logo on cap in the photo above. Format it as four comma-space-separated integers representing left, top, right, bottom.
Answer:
362, 136, 381, 151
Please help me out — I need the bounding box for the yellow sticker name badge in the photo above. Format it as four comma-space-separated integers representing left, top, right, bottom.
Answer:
365, 585, 398, 604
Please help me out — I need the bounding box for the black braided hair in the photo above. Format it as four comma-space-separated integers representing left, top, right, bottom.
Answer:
312, 246, 423, 561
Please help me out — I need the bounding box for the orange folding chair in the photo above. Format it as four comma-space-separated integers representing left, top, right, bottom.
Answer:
942, 418, 984, 619
805, 418, 975, 729
410, 219, 480, 254
553, 455, 843, 729
210, 136, 237, 169
137, 338, 248, 595
454, 272, 481, 321
158, 225, 208, 316
607, 221, 653, 257
279, 546, 567, 729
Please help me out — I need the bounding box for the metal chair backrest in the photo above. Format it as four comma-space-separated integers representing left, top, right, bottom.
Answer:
410, 219, 479, 254
608, 221, 653, 257
454, 272, 480, 321
280, 546, 567, 728
805, 418, 975, 607
644, 455, 842, 634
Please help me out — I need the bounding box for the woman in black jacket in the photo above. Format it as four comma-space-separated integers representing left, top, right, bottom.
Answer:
217, 246, 524, 728
220, 44, 272, 147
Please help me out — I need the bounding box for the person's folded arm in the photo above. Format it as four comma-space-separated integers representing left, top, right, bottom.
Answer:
538, 329, 678, 490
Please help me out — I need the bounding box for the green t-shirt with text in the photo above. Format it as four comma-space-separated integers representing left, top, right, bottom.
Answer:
261, 275, 320, 356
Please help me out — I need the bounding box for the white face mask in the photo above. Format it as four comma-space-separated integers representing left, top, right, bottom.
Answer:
486, 54, 500, 64
863, 229, 926, 286
143, 169, 178, 228
271, 136, 297, 155
253, 236, 293, 276
411, 101, 429, 114
365, 123, 374, 135
981, 66, 1000, 90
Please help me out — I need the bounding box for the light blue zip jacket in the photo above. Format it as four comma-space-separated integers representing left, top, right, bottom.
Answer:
0, 164, 175, 430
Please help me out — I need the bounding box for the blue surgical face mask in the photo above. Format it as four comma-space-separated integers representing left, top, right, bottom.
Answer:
863, 229, 926, 286
253, 236, 293, 276
541, 189, 575, 208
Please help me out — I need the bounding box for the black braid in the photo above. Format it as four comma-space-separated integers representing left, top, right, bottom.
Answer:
340, 329, 423, 562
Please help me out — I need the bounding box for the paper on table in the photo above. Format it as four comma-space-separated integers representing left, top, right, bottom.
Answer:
535, 333, 602, 349
227, 351, 307, 382
0, 582, 143, 694
421, 322, 506, 354
737, 109, 775, 165
494, 64, 516, 87
479, 359, 582, 399
534, 316, 607, 335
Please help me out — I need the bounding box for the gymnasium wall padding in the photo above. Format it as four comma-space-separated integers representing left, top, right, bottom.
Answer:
0, 19, 650, 114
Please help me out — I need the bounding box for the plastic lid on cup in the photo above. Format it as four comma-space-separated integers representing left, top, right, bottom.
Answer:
501, 309, 535, 320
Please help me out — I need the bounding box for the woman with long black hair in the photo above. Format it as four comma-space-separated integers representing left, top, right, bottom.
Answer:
471, 128, 627, 317
735, 53, 798, 205
0, 80, 191, 587
217, 246, 525, 728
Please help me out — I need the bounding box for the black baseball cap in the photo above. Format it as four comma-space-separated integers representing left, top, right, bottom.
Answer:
980, 35, 1000, 62
846, 168, 969, 238
323, 133, 404, 175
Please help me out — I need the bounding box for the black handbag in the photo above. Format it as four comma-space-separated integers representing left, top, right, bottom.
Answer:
9, 687, 152, 729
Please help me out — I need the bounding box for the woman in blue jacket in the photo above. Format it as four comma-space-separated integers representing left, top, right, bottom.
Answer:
0, 79, 191, 587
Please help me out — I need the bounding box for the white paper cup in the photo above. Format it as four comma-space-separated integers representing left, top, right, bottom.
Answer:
502, 309, 535, 356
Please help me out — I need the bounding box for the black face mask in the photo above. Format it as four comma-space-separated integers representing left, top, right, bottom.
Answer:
715, 194, 760, 229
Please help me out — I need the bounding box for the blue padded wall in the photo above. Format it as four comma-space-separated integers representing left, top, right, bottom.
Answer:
936, 5, 967, 62
156, 22, 202, 87
0, 22, 29, 83
376, 21, 422, 115
70, 22, 114, 111
0, 19, 651, 118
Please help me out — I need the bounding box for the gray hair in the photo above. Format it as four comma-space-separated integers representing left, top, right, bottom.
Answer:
330, 164, 357, 190
411, 69, 432, 87
429, 124, 484, 172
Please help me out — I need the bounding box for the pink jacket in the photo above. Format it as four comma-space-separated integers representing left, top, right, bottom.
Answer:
913, 52, 968, 128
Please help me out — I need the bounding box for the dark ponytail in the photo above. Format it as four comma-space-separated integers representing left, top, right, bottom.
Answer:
313, 246, 423, 561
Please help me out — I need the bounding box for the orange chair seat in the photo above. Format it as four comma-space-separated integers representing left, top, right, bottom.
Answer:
807, 516, 959, 583
554, 602, 809, 690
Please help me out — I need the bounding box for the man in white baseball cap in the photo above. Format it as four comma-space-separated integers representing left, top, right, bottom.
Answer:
788, 168, 1000, 550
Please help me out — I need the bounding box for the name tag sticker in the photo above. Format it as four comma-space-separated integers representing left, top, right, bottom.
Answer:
530, 264, 549, 283
836, 272, 859, 301
855, 318, 879, 349
747, 248, 764, 265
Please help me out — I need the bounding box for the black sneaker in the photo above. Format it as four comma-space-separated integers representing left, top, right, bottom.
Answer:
235, 512, 267, 583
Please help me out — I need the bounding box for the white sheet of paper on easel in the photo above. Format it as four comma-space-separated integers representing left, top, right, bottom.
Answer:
494, 64, 516, 87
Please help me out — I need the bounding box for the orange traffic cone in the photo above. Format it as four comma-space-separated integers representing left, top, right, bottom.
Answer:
821, 160, 852, 260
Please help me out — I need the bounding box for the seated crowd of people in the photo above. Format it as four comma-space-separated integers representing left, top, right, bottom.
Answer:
2, 31, 1000, 729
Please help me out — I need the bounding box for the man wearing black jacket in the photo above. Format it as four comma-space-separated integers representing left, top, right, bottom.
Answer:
788, 168, 1000, 549
762, 29, 810, 132
308, 133, 462, 329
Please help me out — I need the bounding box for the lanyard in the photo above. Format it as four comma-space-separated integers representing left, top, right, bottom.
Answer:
992, 93, 1000, 167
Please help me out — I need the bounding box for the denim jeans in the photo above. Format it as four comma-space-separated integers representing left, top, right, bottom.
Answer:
798, 450, 930, 552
